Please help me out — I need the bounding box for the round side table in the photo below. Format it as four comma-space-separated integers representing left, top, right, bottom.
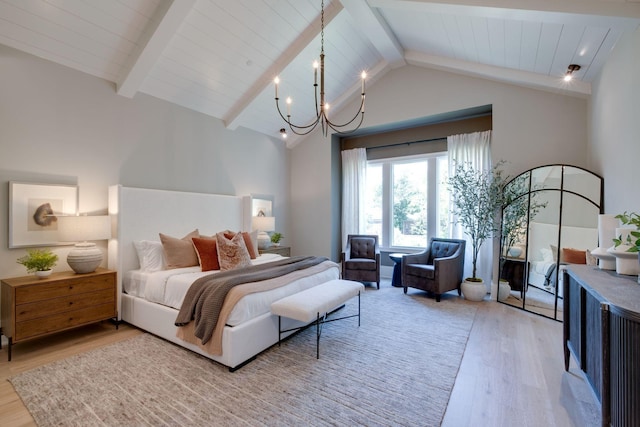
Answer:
388, 253, 406, 287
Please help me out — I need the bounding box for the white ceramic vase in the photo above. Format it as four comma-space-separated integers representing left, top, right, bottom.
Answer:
461, 279, 486, 302
498, 280, 511, 301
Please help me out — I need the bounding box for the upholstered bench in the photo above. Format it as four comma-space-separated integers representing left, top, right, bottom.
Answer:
271, 279, 364, 358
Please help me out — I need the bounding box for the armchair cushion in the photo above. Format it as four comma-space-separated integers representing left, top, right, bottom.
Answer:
405, 264, 435, 279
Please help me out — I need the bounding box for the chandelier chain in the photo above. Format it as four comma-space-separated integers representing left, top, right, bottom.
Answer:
320, 0, 324, 55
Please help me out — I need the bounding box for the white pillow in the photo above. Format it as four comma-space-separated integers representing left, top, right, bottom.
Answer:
133, 240, 165, 271
540, 247, 554, 263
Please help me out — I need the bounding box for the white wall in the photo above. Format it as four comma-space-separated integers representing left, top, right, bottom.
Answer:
0, 45, 290, 278
589, 27, 640, 214
291, 65, 589, 260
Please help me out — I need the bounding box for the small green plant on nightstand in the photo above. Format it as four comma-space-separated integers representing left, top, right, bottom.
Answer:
17, 248, 58, 273
270, 232, 283, 245
613, 211, 640, 252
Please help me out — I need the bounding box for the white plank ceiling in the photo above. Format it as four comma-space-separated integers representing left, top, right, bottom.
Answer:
1, 0, 639, 146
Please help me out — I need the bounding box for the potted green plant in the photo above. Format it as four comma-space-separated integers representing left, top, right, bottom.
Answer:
611, 212, 640, 277
17, 248, 58, 278
613, 211, 640, 252
448, 161, 505, 301
270, 232, 283, 247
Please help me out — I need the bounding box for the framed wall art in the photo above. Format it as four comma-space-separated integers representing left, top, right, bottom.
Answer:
9, 182, 78, 248
251, 195, 273, 217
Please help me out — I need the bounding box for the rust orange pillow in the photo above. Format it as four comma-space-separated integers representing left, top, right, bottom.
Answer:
562, 248, 586, 264
192, 237, 220, 271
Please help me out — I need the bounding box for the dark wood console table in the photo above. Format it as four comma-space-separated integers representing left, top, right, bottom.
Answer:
563, 265, 640, 427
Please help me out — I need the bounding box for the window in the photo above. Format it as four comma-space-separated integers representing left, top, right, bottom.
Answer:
364, 153, 448, 249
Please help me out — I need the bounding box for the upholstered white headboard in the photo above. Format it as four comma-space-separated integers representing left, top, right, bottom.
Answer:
107, 185, 250, 316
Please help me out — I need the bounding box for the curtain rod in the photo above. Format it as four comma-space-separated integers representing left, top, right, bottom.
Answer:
365, 136, 446, 151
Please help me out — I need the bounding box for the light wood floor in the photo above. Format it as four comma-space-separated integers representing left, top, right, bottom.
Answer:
0, 288, 598, 426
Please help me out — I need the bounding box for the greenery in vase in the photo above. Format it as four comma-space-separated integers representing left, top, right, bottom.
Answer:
17, 248, 58, 273
270, 232, 283, 244
613, 211, 640, 252
447, 161, 506, 281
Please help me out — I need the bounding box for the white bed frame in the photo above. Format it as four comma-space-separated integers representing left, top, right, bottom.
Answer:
107, 185, 327, 370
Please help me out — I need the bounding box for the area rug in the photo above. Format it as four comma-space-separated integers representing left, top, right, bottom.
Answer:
9, 286, 477, 427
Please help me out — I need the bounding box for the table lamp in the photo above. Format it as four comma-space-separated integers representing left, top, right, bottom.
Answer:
252, 216, 275, 249
58, 215, 111, 273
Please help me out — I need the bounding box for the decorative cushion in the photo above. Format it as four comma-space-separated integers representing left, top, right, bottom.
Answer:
192, 237, 219, 271
540, 248, 554, 263
223, 230, 258, 259
216, 231, 251, 271
133, 240, 165, 271
159, 229, 200, 269
562, 248, 587, 264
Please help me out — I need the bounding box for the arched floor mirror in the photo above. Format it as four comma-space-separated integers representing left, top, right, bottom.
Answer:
498, 164, 603, 321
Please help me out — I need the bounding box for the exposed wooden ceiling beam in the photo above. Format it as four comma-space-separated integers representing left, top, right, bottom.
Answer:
405, 50, 591, 97
116, 0, 197, 98
341, 0, 406, 68
368, 0, 640, 26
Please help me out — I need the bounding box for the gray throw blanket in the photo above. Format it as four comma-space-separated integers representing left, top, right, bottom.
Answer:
175, 256, 328, 345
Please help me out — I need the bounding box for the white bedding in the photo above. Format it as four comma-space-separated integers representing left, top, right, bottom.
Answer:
123, 254, 340, 326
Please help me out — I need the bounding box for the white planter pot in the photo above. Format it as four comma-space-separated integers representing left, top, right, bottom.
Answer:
607, 246, 640, 276
34, 269, 52, 278
498, 280, 511, 302
461, 279, 486, 302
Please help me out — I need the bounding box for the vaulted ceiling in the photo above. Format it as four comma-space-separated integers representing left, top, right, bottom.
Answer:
1, 0, 639, 147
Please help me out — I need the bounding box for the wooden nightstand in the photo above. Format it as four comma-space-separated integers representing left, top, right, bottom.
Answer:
1, 268, 117, 361
259, 246, 291, 257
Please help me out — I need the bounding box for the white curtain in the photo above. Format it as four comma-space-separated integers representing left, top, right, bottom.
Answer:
341, 148, 367, 249
447, 130, 493, 286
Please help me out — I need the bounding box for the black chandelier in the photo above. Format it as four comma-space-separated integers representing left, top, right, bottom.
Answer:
274, 0, 367, 137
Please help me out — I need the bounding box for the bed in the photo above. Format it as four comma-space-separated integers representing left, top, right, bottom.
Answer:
526, 221, 598, 295
107, 186, 340, 370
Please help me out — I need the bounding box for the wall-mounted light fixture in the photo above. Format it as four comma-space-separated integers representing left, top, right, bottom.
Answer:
564, 64, 581, 82
279, 128, 287, 139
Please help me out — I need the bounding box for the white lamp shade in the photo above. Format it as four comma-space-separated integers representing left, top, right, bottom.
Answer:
58, 215, 111, 242
252, 216, 275, 232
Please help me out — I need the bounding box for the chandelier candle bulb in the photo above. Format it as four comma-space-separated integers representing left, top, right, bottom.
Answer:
274, 77, 279, 98
314, 61, 318, 84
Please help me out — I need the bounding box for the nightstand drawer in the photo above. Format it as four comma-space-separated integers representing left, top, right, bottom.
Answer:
15, 274, 114, 304
15, 302, 116, 340
16, 288, 115, 322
